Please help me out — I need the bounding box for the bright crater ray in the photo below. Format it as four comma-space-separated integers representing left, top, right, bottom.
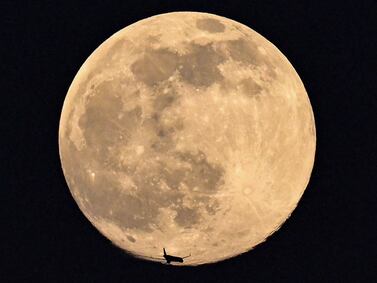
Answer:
59, 12, 316, 265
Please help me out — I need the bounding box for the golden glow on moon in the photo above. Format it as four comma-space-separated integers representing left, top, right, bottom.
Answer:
59, 12, 316, 265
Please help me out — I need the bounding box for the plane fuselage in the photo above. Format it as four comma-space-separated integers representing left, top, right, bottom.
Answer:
164, 255, 183, 263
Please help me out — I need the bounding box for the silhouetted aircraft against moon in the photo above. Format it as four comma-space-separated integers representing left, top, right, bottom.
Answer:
146, 248, 191, 265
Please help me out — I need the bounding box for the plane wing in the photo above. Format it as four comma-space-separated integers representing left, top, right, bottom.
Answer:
143, 256, 165, 261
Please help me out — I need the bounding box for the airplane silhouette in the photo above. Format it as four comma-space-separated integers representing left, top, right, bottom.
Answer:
147, 248, 191, 264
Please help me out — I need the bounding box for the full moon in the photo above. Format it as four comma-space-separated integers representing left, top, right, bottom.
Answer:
59, 12, 316, 265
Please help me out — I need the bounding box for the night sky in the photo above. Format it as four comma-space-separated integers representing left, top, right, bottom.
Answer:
2, 1, 376, 282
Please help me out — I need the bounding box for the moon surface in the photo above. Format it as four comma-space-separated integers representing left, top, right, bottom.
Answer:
59, 12, 316, 265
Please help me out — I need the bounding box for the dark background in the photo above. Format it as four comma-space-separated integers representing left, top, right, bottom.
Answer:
2, 1, 376, 282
